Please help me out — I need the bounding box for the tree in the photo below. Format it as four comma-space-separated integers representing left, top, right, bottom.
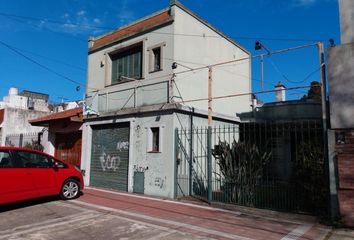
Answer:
302, 81, 321, 100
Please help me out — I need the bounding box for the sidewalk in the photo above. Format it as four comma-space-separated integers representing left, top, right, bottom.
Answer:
327, 229, 354, 240
73, 187, 342, 240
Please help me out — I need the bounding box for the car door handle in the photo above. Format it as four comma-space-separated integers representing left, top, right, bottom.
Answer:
26, 173, 32, 176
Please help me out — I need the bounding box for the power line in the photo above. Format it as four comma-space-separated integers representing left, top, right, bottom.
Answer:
11, 45, 86, 72
179, 85, 316, 104
0, 40, 88, 89
1, 14, 87, 42
0, 11, 324, 43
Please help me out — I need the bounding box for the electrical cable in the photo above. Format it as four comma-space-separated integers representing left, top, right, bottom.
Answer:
0, 40, 88, 88
0, 11, 324, 43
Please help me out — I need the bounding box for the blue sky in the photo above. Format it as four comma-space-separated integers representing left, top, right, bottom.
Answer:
0, 0, 340, 104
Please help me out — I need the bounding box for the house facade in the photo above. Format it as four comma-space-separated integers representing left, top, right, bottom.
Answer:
327, 0, 354, 227
81, 1, 251, 198
0, 87, 50, 149
30, 107, 83, 168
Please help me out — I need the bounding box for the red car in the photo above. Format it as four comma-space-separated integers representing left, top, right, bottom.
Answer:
0, 147, 84, 205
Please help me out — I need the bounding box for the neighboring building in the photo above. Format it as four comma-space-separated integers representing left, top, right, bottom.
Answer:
327, 0, 354, 227
30, 107, 83, 168
0, 87, 50, 112
81, 1, 251, 198
0, 87, 50, 148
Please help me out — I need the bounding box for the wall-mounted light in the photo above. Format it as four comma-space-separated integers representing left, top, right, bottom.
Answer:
171, 62, 178, 69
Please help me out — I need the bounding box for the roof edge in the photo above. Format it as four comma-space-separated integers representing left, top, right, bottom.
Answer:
171, 2, 250, 55
89, 7, 170, 42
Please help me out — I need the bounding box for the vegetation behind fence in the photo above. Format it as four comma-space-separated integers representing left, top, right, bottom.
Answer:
175, 120, 327, 215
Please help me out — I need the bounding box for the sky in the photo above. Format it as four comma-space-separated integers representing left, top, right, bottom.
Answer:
0, 0, 340, 104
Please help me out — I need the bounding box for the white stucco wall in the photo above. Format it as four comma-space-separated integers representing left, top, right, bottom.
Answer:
0, 108, 49, 146
86, 23, 174, 96
172, 5, 252, 117
81, 114, 175, 198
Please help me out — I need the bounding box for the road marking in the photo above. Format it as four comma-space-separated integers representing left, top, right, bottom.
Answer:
59, 201, 198, 238
73, 200, 254, 240
0, 212, 101, 239
281, 224, 313, 240
0, 210, 95, 235
85, 187, 242, 216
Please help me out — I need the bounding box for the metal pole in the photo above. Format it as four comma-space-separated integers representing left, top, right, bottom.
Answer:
208, 67, 213, 126
189, 108, 194, 196
318, 42, 339, 221
207, 127, 212, 203
174, 128, 179, 199
207, 67, 213, 203
260, 55, 264, 91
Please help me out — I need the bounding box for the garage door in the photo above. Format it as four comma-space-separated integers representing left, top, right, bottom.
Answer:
90, 123, 130, 191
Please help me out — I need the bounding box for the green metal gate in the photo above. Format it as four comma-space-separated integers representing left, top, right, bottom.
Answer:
90, 123, 130, 191
175, 121, 328, 215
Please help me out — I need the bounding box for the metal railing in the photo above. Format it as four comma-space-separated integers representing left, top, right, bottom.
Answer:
86, 80, 169, 113
175, 120, 327, 215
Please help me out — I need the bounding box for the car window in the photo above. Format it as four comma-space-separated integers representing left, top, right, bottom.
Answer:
15, 151, 51, 168
0, 150, 12, 168
49, 157, 67, 168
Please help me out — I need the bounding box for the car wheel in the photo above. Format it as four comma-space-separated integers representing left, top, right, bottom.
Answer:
60, 179, 80, 200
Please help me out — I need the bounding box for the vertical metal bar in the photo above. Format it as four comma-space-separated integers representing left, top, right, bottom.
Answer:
260, 55, 264, 91
174, 128, 179, 199
207, 126, 212, 203
189, 110, 194, 196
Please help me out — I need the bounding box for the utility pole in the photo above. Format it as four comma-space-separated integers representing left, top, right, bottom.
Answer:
260, 55, 264, 91
318, 42, 339, 221
207, 67, 213, 203
208, 67, 213, 126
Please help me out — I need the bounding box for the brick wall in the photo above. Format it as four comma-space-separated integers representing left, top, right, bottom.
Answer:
336, 130, 354, 226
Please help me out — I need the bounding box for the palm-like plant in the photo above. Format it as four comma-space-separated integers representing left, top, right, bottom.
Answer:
214, 140, 271, 206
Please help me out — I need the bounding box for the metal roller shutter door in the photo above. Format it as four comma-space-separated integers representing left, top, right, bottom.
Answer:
90, 123, 130, 191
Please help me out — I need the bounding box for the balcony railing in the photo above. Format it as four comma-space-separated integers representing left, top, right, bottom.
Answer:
86, 80, 169, 114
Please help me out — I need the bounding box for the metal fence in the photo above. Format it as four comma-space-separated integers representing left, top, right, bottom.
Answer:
5, 132, 44, 151
175, 120, 327, 215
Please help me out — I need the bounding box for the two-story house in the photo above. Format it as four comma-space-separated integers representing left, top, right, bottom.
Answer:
81, 1, 251, 198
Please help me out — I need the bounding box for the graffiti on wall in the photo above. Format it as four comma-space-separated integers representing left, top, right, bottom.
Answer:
116, 141, 129, 152
97, 140, 129, 172
133, 164, 148, 172
99, 152, 121, 171
154, 176, 166, 189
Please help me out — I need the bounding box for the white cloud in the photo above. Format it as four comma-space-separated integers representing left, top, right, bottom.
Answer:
292, 0, 317, 7
58, 10, 102, 35
115, 0, 136, 26
292, 0, 335, 7
77, 10, 86, 16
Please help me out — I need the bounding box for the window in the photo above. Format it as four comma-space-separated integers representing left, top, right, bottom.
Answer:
15, 151, 50, 168
148, 127, 162, 153
0, 151, 12, 168
111, 45, 142, 84
152, 47, 161, 72
151, 127, 160, 152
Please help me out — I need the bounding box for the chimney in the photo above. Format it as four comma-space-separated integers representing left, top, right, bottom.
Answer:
275, 81, 286, 102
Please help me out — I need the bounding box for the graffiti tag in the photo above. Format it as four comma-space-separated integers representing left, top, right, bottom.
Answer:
116, 141, 129, 152
99, 152, 121, 172
133, 165, 148, 172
